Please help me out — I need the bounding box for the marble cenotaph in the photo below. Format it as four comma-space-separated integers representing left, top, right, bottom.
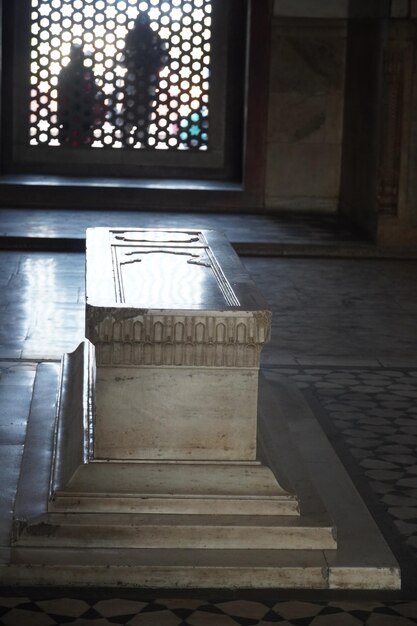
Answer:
11, 228, 343, 588
88, 228, 270, 462
51, 228, 300, 517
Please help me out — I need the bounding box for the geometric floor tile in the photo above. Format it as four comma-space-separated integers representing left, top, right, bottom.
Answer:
264, 365, 417, 591
1, 248, 417, 623
36, 599, 91, 618
93, 599, 148, 617
1, 596, 417, 626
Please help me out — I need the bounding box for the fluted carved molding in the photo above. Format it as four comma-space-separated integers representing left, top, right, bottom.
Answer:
86, 310, 272, 367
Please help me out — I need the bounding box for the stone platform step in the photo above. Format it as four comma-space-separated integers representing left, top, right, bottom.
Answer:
5, 548, 333, 589
13, 512, 337, 551
50, 492, 300, 516
50, 461, 299, 516
48, 493, 299, 516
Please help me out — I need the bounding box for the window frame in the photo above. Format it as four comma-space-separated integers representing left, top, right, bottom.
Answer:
0, 0, 272, 210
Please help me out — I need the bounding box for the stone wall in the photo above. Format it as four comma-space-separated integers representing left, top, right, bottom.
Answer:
404, 23, 417, 223
273, 0, 348, 19
338, 16, 417, 244
265, 18, 347, 212
266, 1, 417, 248
273, 0, 390, 19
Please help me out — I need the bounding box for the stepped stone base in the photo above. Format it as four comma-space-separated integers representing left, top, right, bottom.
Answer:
15, 513, 336, 551
8, 341, 342, 588
2, 351, 401, 589
6, 550, 332, 589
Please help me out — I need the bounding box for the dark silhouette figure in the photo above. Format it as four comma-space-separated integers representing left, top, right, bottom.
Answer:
57, 45, 103, 147
120, 13, 168, 147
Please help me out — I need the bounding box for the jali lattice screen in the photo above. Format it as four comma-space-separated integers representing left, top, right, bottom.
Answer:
29, 0, 211, 149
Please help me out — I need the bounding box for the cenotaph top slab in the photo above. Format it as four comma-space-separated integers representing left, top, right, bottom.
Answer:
86, 228, 269, 312
85, 228, 271, 367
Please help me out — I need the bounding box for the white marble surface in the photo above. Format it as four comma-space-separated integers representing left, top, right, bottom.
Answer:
94, 366, 259, 460
86, 228, 270, 311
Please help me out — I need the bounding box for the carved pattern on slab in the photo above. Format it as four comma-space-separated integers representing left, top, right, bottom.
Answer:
121, 250, 211, 268
377, 45, 405, 214
87, 312, 272, 367
111, 230, 240, 307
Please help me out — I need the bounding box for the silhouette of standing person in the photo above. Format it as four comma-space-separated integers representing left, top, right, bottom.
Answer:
57, 44, 103, 147
121, 13, 168, 147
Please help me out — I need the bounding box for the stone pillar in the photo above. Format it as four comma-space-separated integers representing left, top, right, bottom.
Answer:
339, 14, 417, 246
376, 18, 417, 245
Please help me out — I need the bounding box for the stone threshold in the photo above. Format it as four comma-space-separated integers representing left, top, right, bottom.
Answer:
0, 174, 240, 191
1, 235, 416, 260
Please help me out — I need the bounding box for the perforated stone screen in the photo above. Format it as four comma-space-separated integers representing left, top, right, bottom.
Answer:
29, 0, 211, 150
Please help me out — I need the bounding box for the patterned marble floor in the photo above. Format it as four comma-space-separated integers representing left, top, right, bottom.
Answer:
262, 366, 417, 592
1, 243, 417, 623
1, 593, 417, 625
